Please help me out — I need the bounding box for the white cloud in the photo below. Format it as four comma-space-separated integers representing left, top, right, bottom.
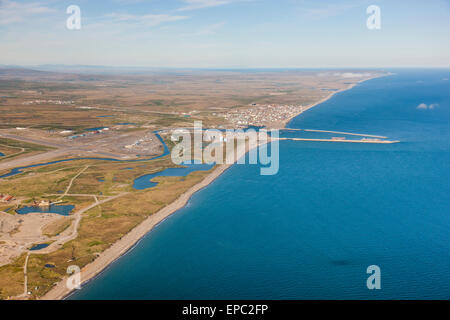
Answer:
336, 72, 374, 78
183, 21, 226, 36
0, 0, 55, 25
105, 13, 189, 27
417, 103, 439, 110
178, 0, 232, 11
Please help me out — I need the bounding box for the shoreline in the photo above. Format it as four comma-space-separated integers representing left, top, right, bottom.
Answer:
283, 73, 391, 129
41, 73, 388, 300
42, 162, 233, 300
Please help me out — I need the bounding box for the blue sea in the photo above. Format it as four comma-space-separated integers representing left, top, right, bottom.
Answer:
71, 69, 449, 300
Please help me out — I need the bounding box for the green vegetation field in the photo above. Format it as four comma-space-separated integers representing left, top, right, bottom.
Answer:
0, 154, 214, 299
0, 138, 53, 162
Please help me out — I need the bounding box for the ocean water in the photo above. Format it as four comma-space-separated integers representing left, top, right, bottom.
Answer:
71, 69, 449, 300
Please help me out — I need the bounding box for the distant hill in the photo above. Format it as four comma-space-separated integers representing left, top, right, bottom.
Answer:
0, 65, 193, 82
0, 67, 51, 76
0, 66, 107, 81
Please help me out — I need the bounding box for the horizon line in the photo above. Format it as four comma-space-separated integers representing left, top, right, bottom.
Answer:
1, 64, 450, 70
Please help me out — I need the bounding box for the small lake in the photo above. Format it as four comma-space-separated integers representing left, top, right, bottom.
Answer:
85, 127, 108, 132
133, 162, 215, 190
0, 152, 4, 157
16, 205, 75, 216
30, 243, 50, 251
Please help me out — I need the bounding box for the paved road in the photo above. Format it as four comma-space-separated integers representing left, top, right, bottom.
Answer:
37, 193, 130, 254
0, 149, 74, 172
0, 145, 131, 175
0, 130, 163, 176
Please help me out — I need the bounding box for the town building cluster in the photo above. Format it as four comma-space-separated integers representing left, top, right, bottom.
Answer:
67, 127, 110, 140
124, 133, 156, 154
220, 104, 305, 127
22, 100, 75, 105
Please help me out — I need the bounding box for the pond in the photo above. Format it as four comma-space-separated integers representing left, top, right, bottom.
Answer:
16, 205, 75, 216
85, 127, 108, 132
133, 162, 215, 190
30, 243, 50, 251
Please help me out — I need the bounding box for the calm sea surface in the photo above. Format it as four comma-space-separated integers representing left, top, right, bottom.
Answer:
71, 69, 450, 299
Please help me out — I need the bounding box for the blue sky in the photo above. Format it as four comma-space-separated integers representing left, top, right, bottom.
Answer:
0, 0, 449, 68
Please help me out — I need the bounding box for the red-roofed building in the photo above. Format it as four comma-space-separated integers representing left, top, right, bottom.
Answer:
1, 195, 14, 202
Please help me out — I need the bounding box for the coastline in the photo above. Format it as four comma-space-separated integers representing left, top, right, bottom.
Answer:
41, 73, 387, 300
42, 162, 233, 300
283, 73, 391, 129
